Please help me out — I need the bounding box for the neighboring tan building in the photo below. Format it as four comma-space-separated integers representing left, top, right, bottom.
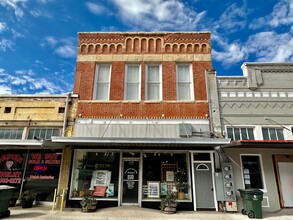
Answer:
0, 94, 77, 205
206, 62, 293, 212
51, 32, 230, 211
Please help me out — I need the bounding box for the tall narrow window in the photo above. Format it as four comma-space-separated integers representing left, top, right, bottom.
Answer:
93, 64, 111, 100
176, 64, 194, 100
241, 155, 264, 189
125, 64, 141, 100
262, 128, 284, 140
146, 64, 162, 100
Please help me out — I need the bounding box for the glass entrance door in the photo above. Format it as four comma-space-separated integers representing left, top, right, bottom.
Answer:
121, 159, 140, 205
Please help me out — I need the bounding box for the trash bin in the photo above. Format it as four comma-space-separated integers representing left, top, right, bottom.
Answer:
0, 185, 15, 218
238, 189, 263, 219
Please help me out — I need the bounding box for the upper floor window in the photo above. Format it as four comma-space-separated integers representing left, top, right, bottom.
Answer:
145, 64, 162, 100
176, 64, 194, 100
27, 128, 61, 140
0, 128, 23, 139
226, 127, 254, 141
125, 64, 141, 100
93, 64, 111, 100
262, 127, 284, 140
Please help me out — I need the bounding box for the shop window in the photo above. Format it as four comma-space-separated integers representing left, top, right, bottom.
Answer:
142, 152, 189, 200
0, 128, 23, 139
23, 150, 62, 202
241, 155, 264, 189
0, 149, 62, 202
70, 150, 120, 199
27, 128, 60, 140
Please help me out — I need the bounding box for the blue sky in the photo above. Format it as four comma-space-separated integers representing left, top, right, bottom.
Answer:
0, 0, 292, 94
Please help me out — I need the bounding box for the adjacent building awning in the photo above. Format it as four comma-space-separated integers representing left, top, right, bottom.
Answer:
224, 140, 293, 149
0, 139, 63, 149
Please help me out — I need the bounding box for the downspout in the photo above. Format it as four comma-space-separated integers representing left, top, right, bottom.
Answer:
62, 92, 71, 137
205, 70, 214, 134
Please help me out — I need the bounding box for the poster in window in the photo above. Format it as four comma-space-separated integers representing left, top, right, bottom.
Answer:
166, 171, 174, 182
147, 181, 160, 198
90, 170, 111, 190
161, 182, 167, 196
106, 183, 114, 197
243, 169, 249, 174
92, 185, 107, 197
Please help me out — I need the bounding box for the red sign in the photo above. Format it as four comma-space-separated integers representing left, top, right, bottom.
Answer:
92, 186, 106, 197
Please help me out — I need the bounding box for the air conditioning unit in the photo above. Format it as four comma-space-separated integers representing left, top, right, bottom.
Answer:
179, 123, 192, 137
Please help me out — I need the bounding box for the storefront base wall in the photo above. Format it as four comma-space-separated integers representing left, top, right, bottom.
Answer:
66, 199, 118, 209
226, 148, 293, 213
141, 201, 194, 211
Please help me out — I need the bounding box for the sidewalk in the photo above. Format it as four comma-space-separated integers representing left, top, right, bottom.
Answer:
7, 206, 293, 220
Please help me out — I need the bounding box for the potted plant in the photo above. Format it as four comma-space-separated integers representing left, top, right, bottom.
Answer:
20, 190, 37, 208
174, 168, 188, 200
80, 196, 97, 212
160, 192, 177, 214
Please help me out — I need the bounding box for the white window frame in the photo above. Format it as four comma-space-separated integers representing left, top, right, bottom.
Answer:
261, 127, 284, 140
124, 64, 141, 100
226, 126, 255, 141
0, 128, 24, 140
240, 154, 267, 192
145, 64, 162, 101
93, 64, 111, 100
176, 63, 194, 100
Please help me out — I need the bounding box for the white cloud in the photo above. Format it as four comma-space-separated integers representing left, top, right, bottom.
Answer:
43, 36, 58, 47
212, 38, 247, 65
0, 68, 71, 94
110, 0, 206, 30
0, 22, 7, 33
54, 44, 76, 58
216, 3, 248, 33
30, 9, 42, 17
86, 2, 105, 15
0, 39, 14, 51
0, 0, 28, 18
0, 85, 12, 94
11, 29, 24, 38
213, 30, 293, 66
246, 31, 293, 62
249, 0, 293, 29
37, 0, 53, 3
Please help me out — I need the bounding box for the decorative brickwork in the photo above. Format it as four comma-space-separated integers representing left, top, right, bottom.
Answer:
74, 32, 212, 119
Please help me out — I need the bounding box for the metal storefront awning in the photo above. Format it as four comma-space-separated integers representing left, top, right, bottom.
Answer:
51, 136, 231, 149
0, 139, 64, 149
222, 140, 293, 149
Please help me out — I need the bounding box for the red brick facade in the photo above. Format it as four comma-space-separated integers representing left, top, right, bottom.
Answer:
74, 32, 212, 119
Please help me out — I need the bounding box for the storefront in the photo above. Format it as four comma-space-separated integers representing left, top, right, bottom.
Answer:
0, 141, 63, 204
52, 137, 230, 210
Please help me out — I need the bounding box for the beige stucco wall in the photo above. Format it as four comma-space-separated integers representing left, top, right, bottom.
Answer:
225, 148, 293, 212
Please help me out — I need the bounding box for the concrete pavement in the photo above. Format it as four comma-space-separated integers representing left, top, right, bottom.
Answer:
6, 205, 293, 220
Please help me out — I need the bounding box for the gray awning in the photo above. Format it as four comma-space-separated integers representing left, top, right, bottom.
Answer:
51, 136, 231, 149
0, 139, 63, 149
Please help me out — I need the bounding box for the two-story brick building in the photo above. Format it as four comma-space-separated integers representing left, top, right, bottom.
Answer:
52, 32, 230, 211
